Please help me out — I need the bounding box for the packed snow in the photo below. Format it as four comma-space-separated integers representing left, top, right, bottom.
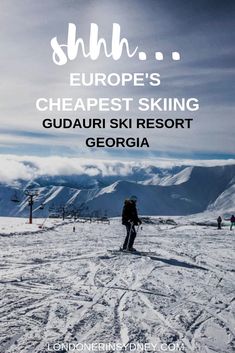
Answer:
0, 217, 66, 236
0, 216, 234, 353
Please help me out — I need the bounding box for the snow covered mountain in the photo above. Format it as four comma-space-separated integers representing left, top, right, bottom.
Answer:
32, 165, 185, 189
0, 165, 234, 217
140, 166, 194, 186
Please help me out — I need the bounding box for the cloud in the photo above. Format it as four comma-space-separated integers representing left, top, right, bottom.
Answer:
0, 0, 234, 159
0, 154, 234, 185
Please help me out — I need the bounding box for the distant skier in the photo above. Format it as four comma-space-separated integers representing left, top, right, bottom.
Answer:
217, 216, 222, 229
230, 215, 235, 230
73, 225, 76, 232
122, 195, 142, 251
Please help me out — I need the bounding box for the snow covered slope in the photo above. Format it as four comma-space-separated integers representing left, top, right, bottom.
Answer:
207, 183, 235, 214
0, 217, 234, 352
141, 166, 193, 186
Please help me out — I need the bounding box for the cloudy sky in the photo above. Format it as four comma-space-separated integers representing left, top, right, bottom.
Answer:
0, 0, 235, 162
2, 154, 235, 185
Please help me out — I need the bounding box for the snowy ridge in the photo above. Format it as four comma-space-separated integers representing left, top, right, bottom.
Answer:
141, 166, 193, 186
207, 184, 235, 213
159, 166, 194, 186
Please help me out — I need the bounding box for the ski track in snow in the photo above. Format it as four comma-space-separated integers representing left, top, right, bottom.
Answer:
0, 219, 234, 353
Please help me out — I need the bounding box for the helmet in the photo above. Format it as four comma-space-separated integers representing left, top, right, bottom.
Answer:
130, 195, 138, 202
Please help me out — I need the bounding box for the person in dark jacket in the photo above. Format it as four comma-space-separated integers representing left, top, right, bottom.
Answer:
230, 215, 235, 230
217, 216, 222, 229
122, 195, 141, 251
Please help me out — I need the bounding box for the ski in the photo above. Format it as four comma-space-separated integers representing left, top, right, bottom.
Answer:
108, 249, 145, 256
107, 249, 160, 259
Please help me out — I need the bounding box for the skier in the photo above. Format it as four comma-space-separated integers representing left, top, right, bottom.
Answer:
217, 216, 222, 229
230, 215, 235, 230
122, 195, 142, 251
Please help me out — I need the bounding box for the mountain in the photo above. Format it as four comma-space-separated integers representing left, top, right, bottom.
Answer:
207, 183, 235, 214
32, 165, 185, 189
85, 165, 235, 216
0, 165, 234, 218
140, 166, 193, 186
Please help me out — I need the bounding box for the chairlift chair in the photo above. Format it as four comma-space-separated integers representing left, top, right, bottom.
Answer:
11, 192, 20, 203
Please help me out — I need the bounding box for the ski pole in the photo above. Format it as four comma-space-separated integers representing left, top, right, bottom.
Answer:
136, 224, 140, 234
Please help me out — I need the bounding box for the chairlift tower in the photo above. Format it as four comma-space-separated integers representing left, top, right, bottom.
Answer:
24, 189, 39, 224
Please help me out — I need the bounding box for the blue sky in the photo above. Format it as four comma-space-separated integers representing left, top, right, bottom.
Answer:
0, 0, 234, 161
